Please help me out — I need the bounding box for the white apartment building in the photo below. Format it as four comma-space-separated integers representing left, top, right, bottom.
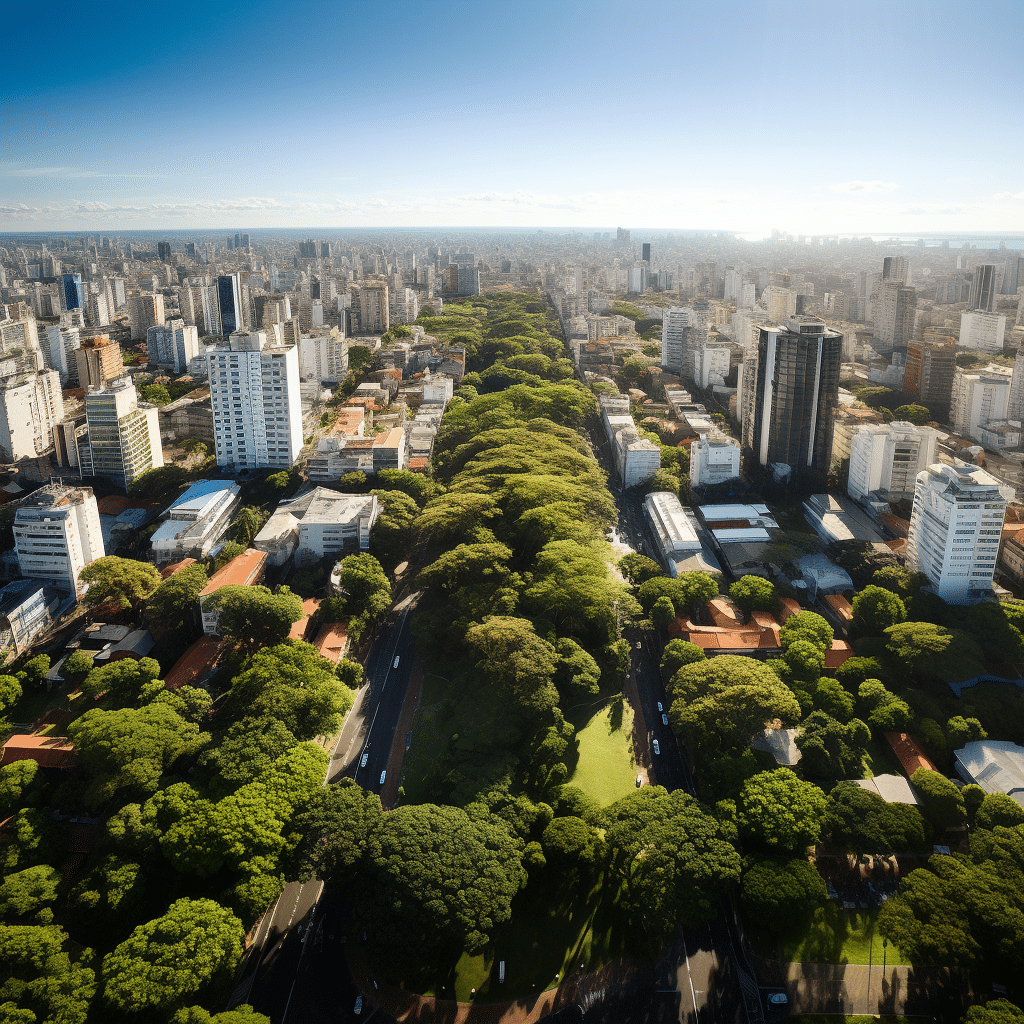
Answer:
1008, 347, 1024, 421
150, 479, 241, 562
847, 422, 941, 503
616, 428, 661, 489
0, 316, 44, 376
906, 462, 1007, 604
84, 376, 163, 489
690, 434, 741, 488
951, 365, 1012, 441
297, 326, 348, 383
13, 483, 105, 597
208, 331, 303, 470
959, 311, 1007, 354
694, 336, 732, 389
128, 293, 165, 341
147, 319, 200, 374
662, 306, 709, 375
0, 370, 64, 462
763, 286, 797, 324
421, 373, 454, 406
45, 324, 80, 383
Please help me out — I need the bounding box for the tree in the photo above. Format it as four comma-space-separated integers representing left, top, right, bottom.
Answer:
824, 782, 931, 854
369, 488, 419, 569
464, 616, 559, 716
851, 585, 906, 637
740, 858, 827, 932
0, 924, 96, 1023
355, 804, 526, 967
332, 553, 392, 621
811, 678, 855, 721
729, 576, 776, 618
602, 787, 741, 941
835, 656, 886, 690
80, 656, 163, 707
975, 793, 1024, 831
0, 675, 21, 717
857, 678, 911, 731
229, 506, 269, 548
139, 383, 172, 406
78, 556, 161, 612
0, 866, 60, 924
540, 816, 604, 881
738, 769, 827, 853
885, 621, 984, 680
651, 595, 676, 633
911, 768, 967, 831
618, 553, 663, 586
553, 638, 601, 702
15, 656, 49, 690
779, 610, 834, 652
173, 1007, 271, 1024
0, 762, 42, 817
893, 404, 931, 425
660, 639, 706, 679
670, 655, 801, 758
796, 712, 871, 782
946, 715, 987, 750
212, 541, 245, 572
65, 855, 149, 939
145, 562, 209, 637
59, 651, 94, 685
67, 704, 207, 807
101, 898, 244, 1016
783, 638, 825, 686
210, 585, 304, 652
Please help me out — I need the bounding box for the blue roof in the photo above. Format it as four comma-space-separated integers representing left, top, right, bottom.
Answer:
167, 479, 238, 513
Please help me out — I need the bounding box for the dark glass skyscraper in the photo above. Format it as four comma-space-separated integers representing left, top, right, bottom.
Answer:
642, 242, 651, 263
62, 273, 84, 310
216, 274, 242, 336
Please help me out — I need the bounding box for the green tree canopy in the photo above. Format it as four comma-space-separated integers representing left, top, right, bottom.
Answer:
779, 610, 834, 652
0, 923, 95, 1023
851, 585, 907, 638
857, 679, 911, 732
824, 781, 931, 855
729, 575, 777, 618
893, 404, 931, 425
738, 769, 827, 853
333, 552, 392, 621
740, 857, 828, 932
911, 768, 967, 831
660, 639, 707, 680
101, 898, 244, 1016
229, 506, 269, 548
618, 553, 664, 587
0, 866, 60, 925
172, 1006, 271, 1024
963, 1001, 1024, 1024
796, 712, 871, 782
78, 556, 162, 612
885, 621, 984, 680
976, 793, 1024, 831
210, 585, 304, 652
80, 656, 163, 707
464, 616, 559, 716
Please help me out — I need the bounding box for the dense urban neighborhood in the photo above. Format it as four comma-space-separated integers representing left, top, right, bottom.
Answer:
1, 226, 1024, 1024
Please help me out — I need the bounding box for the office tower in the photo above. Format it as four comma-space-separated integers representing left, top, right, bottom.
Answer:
969, 263, 998, 313
457, 264, 480, 296
178, 282, 198, 327
881, 256, 909, 284
627, 266, 646, 294
1008, 347, 1024, 422
240, 233, 250, 248
147, 319, 199, 374
906, 463, 1006, 604
642, 243, 651, 264
44, 324, 79, 383
875, 281, 916, 352
233, 233, 241, 249
740, 316, 843, 478
959, 310, 1006, 354
847, 422, 941, 503
903, 335, 957, 417
75, 336, 124, 389
763, 285, 797, 324
158, 241, 172, 260
13, 483, 104, 596
86, 291, 111, 327
689, 434, 741, 488
951, 364, 1012, 440
723, 267, 743, 303
185, 242, 197, 259
661, 307, 695, 374
128, 292, 165, 341
353, 280, 389, 334
0, 370, 64, 461
61, 273, 84, 311
215, 274, 244, 336
1002, 256, 1024, 296
616, 227, 630, 242
84, 376, 164, 489
207, 330, 302, 470
297, 326, 348, 383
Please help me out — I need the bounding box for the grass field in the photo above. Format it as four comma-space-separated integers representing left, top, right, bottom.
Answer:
779, 906, 910, 967
565, 700, 637, 807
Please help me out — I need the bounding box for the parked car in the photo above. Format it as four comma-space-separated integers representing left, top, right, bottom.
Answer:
636, 774, 644, 787
652, 739, 660, 755
354, 996, 363, 1014
662, 714, 669, 726
657, 702, 663, 712
379, 770, 387, 785
360, 752, 368, 768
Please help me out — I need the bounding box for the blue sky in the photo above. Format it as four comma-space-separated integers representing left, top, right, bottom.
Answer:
3, 0, 1023, 234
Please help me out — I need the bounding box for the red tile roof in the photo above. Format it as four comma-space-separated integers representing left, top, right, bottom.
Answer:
408, 457, 429, 471
200, 548, 267, 596
824, 594, 853, 621
885, 732, 940, 777
879, 513, 910, 538
160, 557, 197, 579
778, 597, 802, 621
163, 636, 225, 690
289, 598, 322, 641
1, 735, 76, 768
824, 639, 855, 670
313, 622, 348, 663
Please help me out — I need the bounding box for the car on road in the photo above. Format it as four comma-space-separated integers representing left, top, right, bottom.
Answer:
652, 739, 660, 755
657, 702, 663, 712
360, 752, 368, 768
354, 995, 363, 1014
379, 770, 387, 785
662, 714, 669, 726
767, 993, 788, 1006
393, 656, 400, 668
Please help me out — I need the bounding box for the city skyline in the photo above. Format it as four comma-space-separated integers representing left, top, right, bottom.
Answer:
4, 0, 1024, 235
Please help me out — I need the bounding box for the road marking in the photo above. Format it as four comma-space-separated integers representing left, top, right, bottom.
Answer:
683, 933, 700, 1024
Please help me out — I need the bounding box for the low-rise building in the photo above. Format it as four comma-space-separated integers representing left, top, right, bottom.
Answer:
253, 488, 379, 567
848, 422, 942, 504
306, 427, 407, 483
954, 740, 1024, 807
150, 480, 241, 562
199, 548, 268, 636
690, 434, 741, 488
0, 579, 66, 655
803, 493, 887, 545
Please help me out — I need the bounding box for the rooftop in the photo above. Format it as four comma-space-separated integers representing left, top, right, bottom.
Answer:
164, 636, 226, 690
200, 548, 267, 596
886, 732, 940, 777
1, 735, 76, 769
855, 774, 920, 805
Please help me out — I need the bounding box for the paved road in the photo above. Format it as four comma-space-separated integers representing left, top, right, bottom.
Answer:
240, 597, 420, 1023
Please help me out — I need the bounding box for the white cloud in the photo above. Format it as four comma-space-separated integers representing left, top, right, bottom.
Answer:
830, 180, 898, 194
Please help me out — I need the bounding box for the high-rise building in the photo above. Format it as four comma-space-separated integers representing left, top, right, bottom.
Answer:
951, 364, 1012, 441
740, 316, 843, 478
44, 324, 80, 384
627, 266, 647, 294
297, 326, 348, 383
763, 285, 797, 324
128, 292, 165, 341
616, 227, 630, 242
0, 370, 64, 462
1001, 256, 1024, 296
207, 330, 302, 470
881, 256, 909, 284
215, 274, 244, 336
352, 280, 389, 334
13, 483, 104, 597
75, 336, 124, 389
147, 320, 199, 374
61, 273, 84, 311
959, 310, 1006, 354
1008, 347, 1024, 422
157, 241, 172, 260
84, 376, 164, 489
0, 316, 43, 376
875, 281, 916, 353
661, 306, 697, 375
969, 264, 998, 312
903, 335, 957, 418
906, 462, 1006, 604
847, 422, 941, 504
641, 243, 651, 264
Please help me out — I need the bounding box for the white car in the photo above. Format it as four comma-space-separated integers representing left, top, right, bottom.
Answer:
360, 752, 368, 768
657, 702, 663, 712
662, 714, 669, 726
354, 995, 363, 1014
379, 770, 387, 785
652, 739, 660, 755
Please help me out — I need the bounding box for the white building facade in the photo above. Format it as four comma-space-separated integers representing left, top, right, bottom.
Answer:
690, 434, 741, 488
147, 319, 200, 374
84, 376, 164, 489
951, 365, 1012, 441
0, 370, 64, 462
847, 422, 941, 503
959, 311, 1007, 354
906, 462, 1007, 604
208, 331, 303, 470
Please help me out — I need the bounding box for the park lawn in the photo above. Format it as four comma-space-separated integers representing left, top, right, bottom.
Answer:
780, 905, 910, 967
565, 701, 637, 807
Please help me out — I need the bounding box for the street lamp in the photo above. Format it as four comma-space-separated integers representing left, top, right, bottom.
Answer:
882, 937, 888, 977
